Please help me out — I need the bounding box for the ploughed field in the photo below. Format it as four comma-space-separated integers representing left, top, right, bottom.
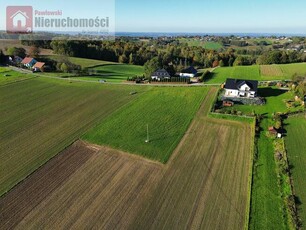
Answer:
0, 88, 254, 230
0, 141, 164, 230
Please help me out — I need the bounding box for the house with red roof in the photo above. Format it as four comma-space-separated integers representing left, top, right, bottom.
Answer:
21, 57, 37, 68
33, 62, 45, 72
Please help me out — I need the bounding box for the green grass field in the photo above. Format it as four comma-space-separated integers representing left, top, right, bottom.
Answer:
249, 117, 287, 230
46, 55, 115, 68
79, 63, 144, 82
0, 78, 142, 196
0, 67, 35, 86
47, 55, 144, 82
279, 63, 306, 78
206, 66, 260, 84
206, 63, 306, 84
285, 115, 306, 226
179, 38, 223, 50
248, 89, 295, 229
46, 55, 144, 82
83, 87, 208, 163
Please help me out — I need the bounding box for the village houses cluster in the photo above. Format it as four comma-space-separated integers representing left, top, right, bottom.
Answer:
9, 56, 45, 72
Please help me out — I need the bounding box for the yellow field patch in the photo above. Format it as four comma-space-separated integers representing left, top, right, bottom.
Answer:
260, 65, 284, 77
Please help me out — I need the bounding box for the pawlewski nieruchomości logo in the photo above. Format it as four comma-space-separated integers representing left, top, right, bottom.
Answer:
6, 6, 33, 33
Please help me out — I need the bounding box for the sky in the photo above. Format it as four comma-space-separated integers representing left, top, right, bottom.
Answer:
1, 0, 306, 34
115, 0, 306, 34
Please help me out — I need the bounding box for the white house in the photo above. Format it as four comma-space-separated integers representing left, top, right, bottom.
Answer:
224, 79, 258, 98
179, 66, 198, 78
151, 69, 171, 81
10, 11, 29, 28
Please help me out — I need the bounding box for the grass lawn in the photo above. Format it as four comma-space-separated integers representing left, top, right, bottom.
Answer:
222, 88, 300, 116
0, 77, 141, 196
0, 67, 35, 86
83, 87, 209, 163
285, 116, 306, 226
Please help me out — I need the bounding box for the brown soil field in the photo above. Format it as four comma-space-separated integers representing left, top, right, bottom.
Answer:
0, 88, 253, 230
0, 141, 164, 230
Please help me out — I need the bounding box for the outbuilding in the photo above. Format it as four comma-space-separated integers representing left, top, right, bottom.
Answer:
179, 66, 198, 78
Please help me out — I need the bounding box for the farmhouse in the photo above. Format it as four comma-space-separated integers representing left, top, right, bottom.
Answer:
151, 69, 171, 81
21, 57, 37, 68
33, 62, 45, 72
179, 66, 198, 78
224, 78, 258, 98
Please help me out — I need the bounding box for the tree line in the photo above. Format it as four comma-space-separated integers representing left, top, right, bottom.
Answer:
48, 39, 306, 69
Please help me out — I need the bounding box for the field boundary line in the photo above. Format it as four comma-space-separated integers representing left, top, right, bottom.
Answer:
0, 141, 88, 198
81, 140, 165, 168
165, 87, 218, 166
245, 119, 257, 230
0, 76, 38, 88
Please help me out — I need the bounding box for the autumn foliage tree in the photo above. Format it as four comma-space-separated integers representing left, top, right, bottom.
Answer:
29, 46, 41, 58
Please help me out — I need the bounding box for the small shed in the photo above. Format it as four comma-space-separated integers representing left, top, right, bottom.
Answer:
268, 127, 278, 135
223, 101, 234, 107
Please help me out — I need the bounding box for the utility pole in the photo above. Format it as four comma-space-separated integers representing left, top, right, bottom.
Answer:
145, 124, 150, 143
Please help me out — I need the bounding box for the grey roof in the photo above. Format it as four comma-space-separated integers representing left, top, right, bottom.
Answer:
181, 66, 198, 74
225, 78, 258, 92
152, 69, 171, 78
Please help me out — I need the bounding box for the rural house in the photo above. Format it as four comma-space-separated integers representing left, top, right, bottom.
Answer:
224, 78, 258, 98
9, 56, 23, 64
21, 57, 37, 68
179, 66, 198, 78
151, 69, 171, 81
33, 62, 45, 72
